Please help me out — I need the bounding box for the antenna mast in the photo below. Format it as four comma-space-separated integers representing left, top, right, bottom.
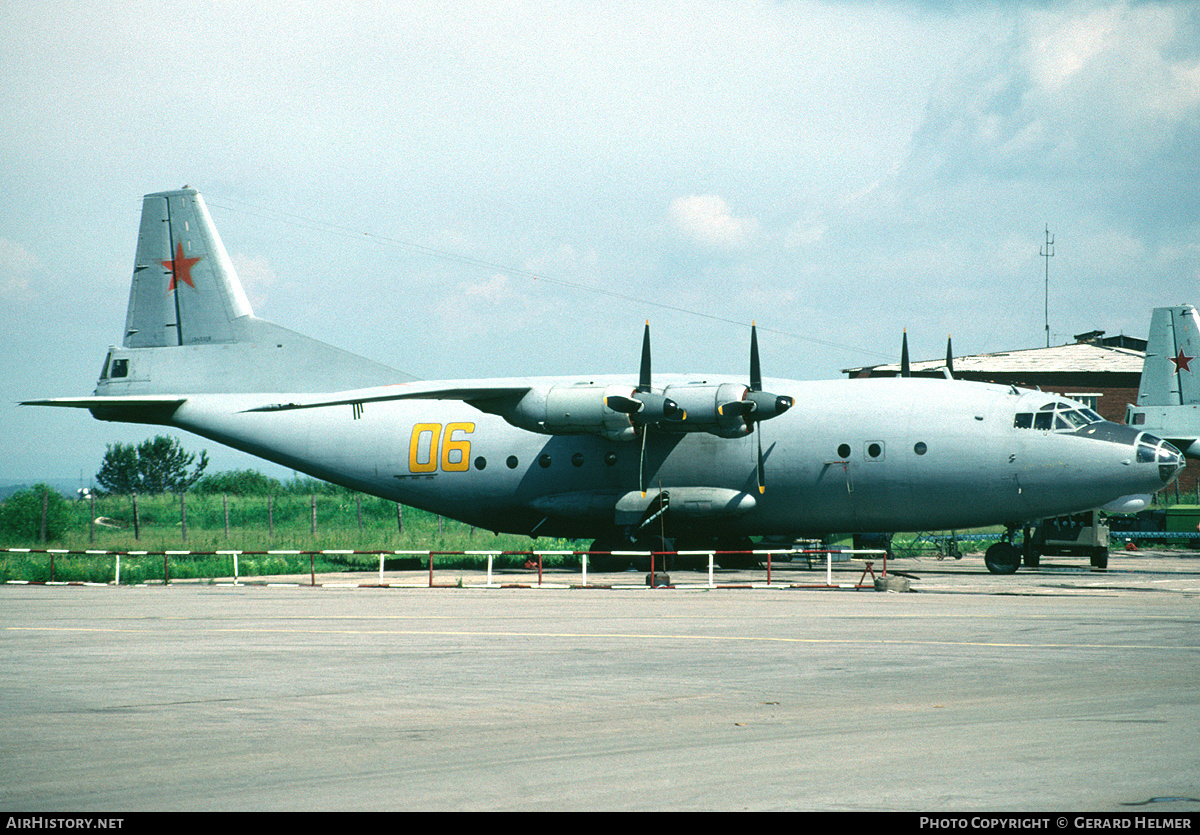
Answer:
1040, 226, 1054, 347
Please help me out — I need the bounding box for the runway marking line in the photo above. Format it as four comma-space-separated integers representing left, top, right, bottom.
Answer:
5, 625, 1197, 652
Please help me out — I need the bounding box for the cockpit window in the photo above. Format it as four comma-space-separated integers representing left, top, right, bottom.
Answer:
1014, 402, 1104, 433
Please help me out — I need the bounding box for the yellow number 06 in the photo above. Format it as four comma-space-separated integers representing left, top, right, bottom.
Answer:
408, 422, 475, 473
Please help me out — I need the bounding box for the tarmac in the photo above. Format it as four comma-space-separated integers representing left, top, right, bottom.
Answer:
1, 549, 1198, 812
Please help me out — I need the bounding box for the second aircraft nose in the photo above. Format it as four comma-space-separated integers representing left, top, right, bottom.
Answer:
1144, 435, 1186, 484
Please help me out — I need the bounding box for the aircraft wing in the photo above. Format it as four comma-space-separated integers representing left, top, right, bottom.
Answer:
240, 384, 532, 416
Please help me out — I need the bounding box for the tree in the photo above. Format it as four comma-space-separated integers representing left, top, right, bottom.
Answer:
96, 436, 209, 494
96, 442, 139, 494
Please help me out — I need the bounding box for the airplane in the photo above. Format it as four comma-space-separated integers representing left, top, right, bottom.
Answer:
1126, 305, 1200, 459
23, 188, 1186, 574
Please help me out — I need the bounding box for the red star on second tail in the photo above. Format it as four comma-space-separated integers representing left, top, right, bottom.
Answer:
162, 241, 201, 291
1170, 349, 1194, 374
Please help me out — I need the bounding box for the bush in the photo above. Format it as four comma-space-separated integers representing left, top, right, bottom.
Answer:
194, 469, 286, 496
0, 485, 72, 542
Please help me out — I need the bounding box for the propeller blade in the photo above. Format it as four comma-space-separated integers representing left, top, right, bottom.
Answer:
605, 394, 642, 415
638, 320, 652, 393
639, 424, 649, 496
901, 329, 910, 378
945, 335, 954, 378
750, 321, 762, 392
756, 424, 765, 494
718, 399, 755, 418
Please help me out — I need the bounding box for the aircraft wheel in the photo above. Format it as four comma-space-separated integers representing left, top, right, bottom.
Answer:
714, 538, 758, 569
1090, 548, 1108, 570
587, 536, 631, 572
632, 534, 671, 571
1023, 549, 1041, 568
984, 542, 1020, 575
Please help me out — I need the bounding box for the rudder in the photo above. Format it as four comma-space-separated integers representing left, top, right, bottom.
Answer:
124, 189, 252, 348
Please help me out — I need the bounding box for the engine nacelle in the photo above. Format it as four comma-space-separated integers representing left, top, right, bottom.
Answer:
504, 384, 638, 441
498, 380, 792, 441
660, 382, 754, 438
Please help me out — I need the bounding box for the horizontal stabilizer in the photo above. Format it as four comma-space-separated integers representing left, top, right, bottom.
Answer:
22, 395, 186, 425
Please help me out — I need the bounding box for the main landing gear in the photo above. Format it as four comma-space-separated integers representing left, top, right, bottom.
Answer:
984, 526, 1022, 575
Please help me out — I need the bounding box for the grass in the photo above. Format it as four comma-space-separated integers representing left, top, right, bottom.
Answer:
0, 491, 585, 583
7, 487, 1161, 583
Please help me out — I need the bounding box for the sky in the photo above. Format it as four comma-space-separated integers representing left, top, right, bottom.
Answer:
2, 0, 1199, 488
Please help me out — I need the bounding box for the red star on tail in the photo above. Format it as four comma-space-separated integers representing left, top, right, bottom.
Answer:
162, 241, 201, 291
1170, 349, 1194, 374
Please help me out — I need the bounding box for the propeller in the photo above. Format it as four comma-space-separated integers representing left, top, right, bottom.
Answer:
900, 328, 911, 378
604, 322, 684, 424
945, 335, 955, 379
729, 322, 794, 494
604, 322, 685, 495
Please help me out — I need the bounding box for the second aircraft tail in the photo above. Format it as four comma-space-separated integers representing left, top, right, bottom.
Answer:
1128, 305, 1200, 458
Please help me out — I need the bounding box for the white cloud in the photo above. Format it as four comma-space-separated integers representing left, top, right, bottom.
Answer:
462, 273, 517, 304
668, 195, 760, 250
914, 1, 1200, 180
0, 237, 43, 300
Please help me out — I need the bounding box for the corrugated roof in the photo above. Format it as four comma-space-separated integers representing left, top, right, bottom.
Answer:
844, 341, 1145, 376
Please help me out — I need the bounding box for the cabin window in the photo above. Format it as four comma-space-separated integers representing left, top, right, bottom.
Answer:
866, 442, 884, 460
605, 451, 618, 466
506, 455, 519, 469
837, 444, 851, 459
474, 457, 487, 470
914, 442, 927, 455
571, 453, 585, 467
1014, 413, 1033, 429
110, 358, 129, 378
538, 454, 552, 468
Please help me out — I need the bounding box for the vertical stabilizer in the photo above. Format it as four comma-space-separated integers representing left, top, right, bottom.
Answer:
124, 189, 253, 348
99, 187, 409, 395
1138, 306, 1200, 406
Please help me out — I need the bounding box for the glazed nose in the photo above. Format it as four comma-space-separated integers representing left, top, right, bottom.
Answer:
1159, 441, 1185, 484
1138, 433, 1185, 484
